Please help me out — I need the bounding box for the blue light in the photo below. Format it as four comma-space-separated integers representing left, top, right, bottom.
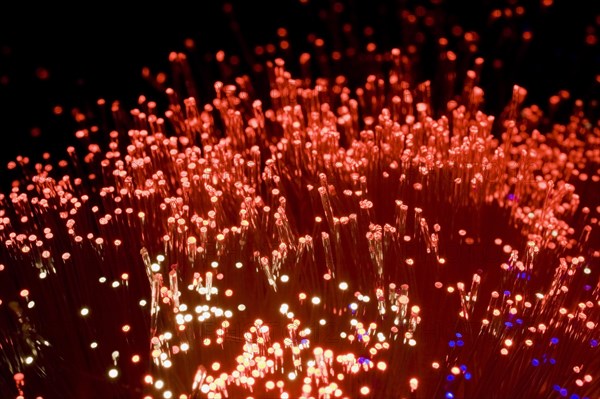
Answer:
584, 285, 591, 291
550, 337, 559, 344
590, 340, 598, 348
445, 393, 454, 399
519, 272, 528, 279
455, 333, 463, 338
553, 385, 561, 392
532, 359, 540, 367
448, 340, 456, 348
465, 372, 472, 380
503, 290, 511, 296
456, 340, 464, 347
505, 322, 513, 328
516, 319, 523, 324
560, 388, 568, 397
446, 375, 455, 381
550, 358, 556, 365
570, 395, 580, 399
459, 365, 467, 372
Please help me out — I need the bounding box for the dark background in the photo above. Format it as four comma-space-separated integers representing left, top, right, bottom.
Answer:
0, 0, 598, 173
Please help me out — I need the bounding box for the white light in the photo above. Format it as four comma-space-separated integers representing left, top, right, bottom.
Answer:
280, 275, 289, 283
25, 356, 33, 365
179, 304, 188, 312
180, 343, 189, 351
288, 372, 297, 380
214, 308, 224, 317
112, 281, 120, 288
151, 263, 160, 272
238, 304, 246, 311
339, 282, 348, 290
154, 379, 164, 389
280, 304, 289, 314
184, 314, 193, 322
164, 332, 173, 340
139, 299, 147, 307
27, 301, 35, 309
311, 297, 321, 305
99, 277, 107, 283
90, 342, 98, 349
195, 306, 203, 314
319, 319, 326, 325
350, 303, 358, 311
39, 272, 47, 279
81, 308, 89, 316
224, 310, 233, 318
156, 255, 165, 262
211, 261, 219, 269
163, 391, 173, 399
235, 262, 243, 269
108, 368, 119, 379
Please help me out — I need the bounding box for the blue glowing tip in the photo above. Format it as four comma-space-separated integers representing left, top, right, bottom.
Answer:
446, 375, 455, 382
503, 290, 511, 296
465, 372, 472, 380
550, 358, 556, 365
455, 332, 462, 338
459, 365, 467, 371
560, 388, 568, 397
505, 321, 513, 328
516, 318, 523, 324
590, 339, 598, 348
532, 359, 540, 367
448, 340, 456, 347
553, 385, 561, 392
445, 393, 454, 399
456, 340, 464, 347
521, 271, 530, 279
550, 337, 559, 344
570, 395, 580, 399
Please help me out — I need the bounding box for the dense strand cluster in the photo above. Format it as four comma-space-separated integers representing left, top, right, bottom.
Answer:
0, 2, 599, 399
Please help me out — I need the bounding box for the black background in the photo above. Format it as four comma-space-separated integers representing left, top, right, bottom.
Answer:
0, 0, 598, 171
